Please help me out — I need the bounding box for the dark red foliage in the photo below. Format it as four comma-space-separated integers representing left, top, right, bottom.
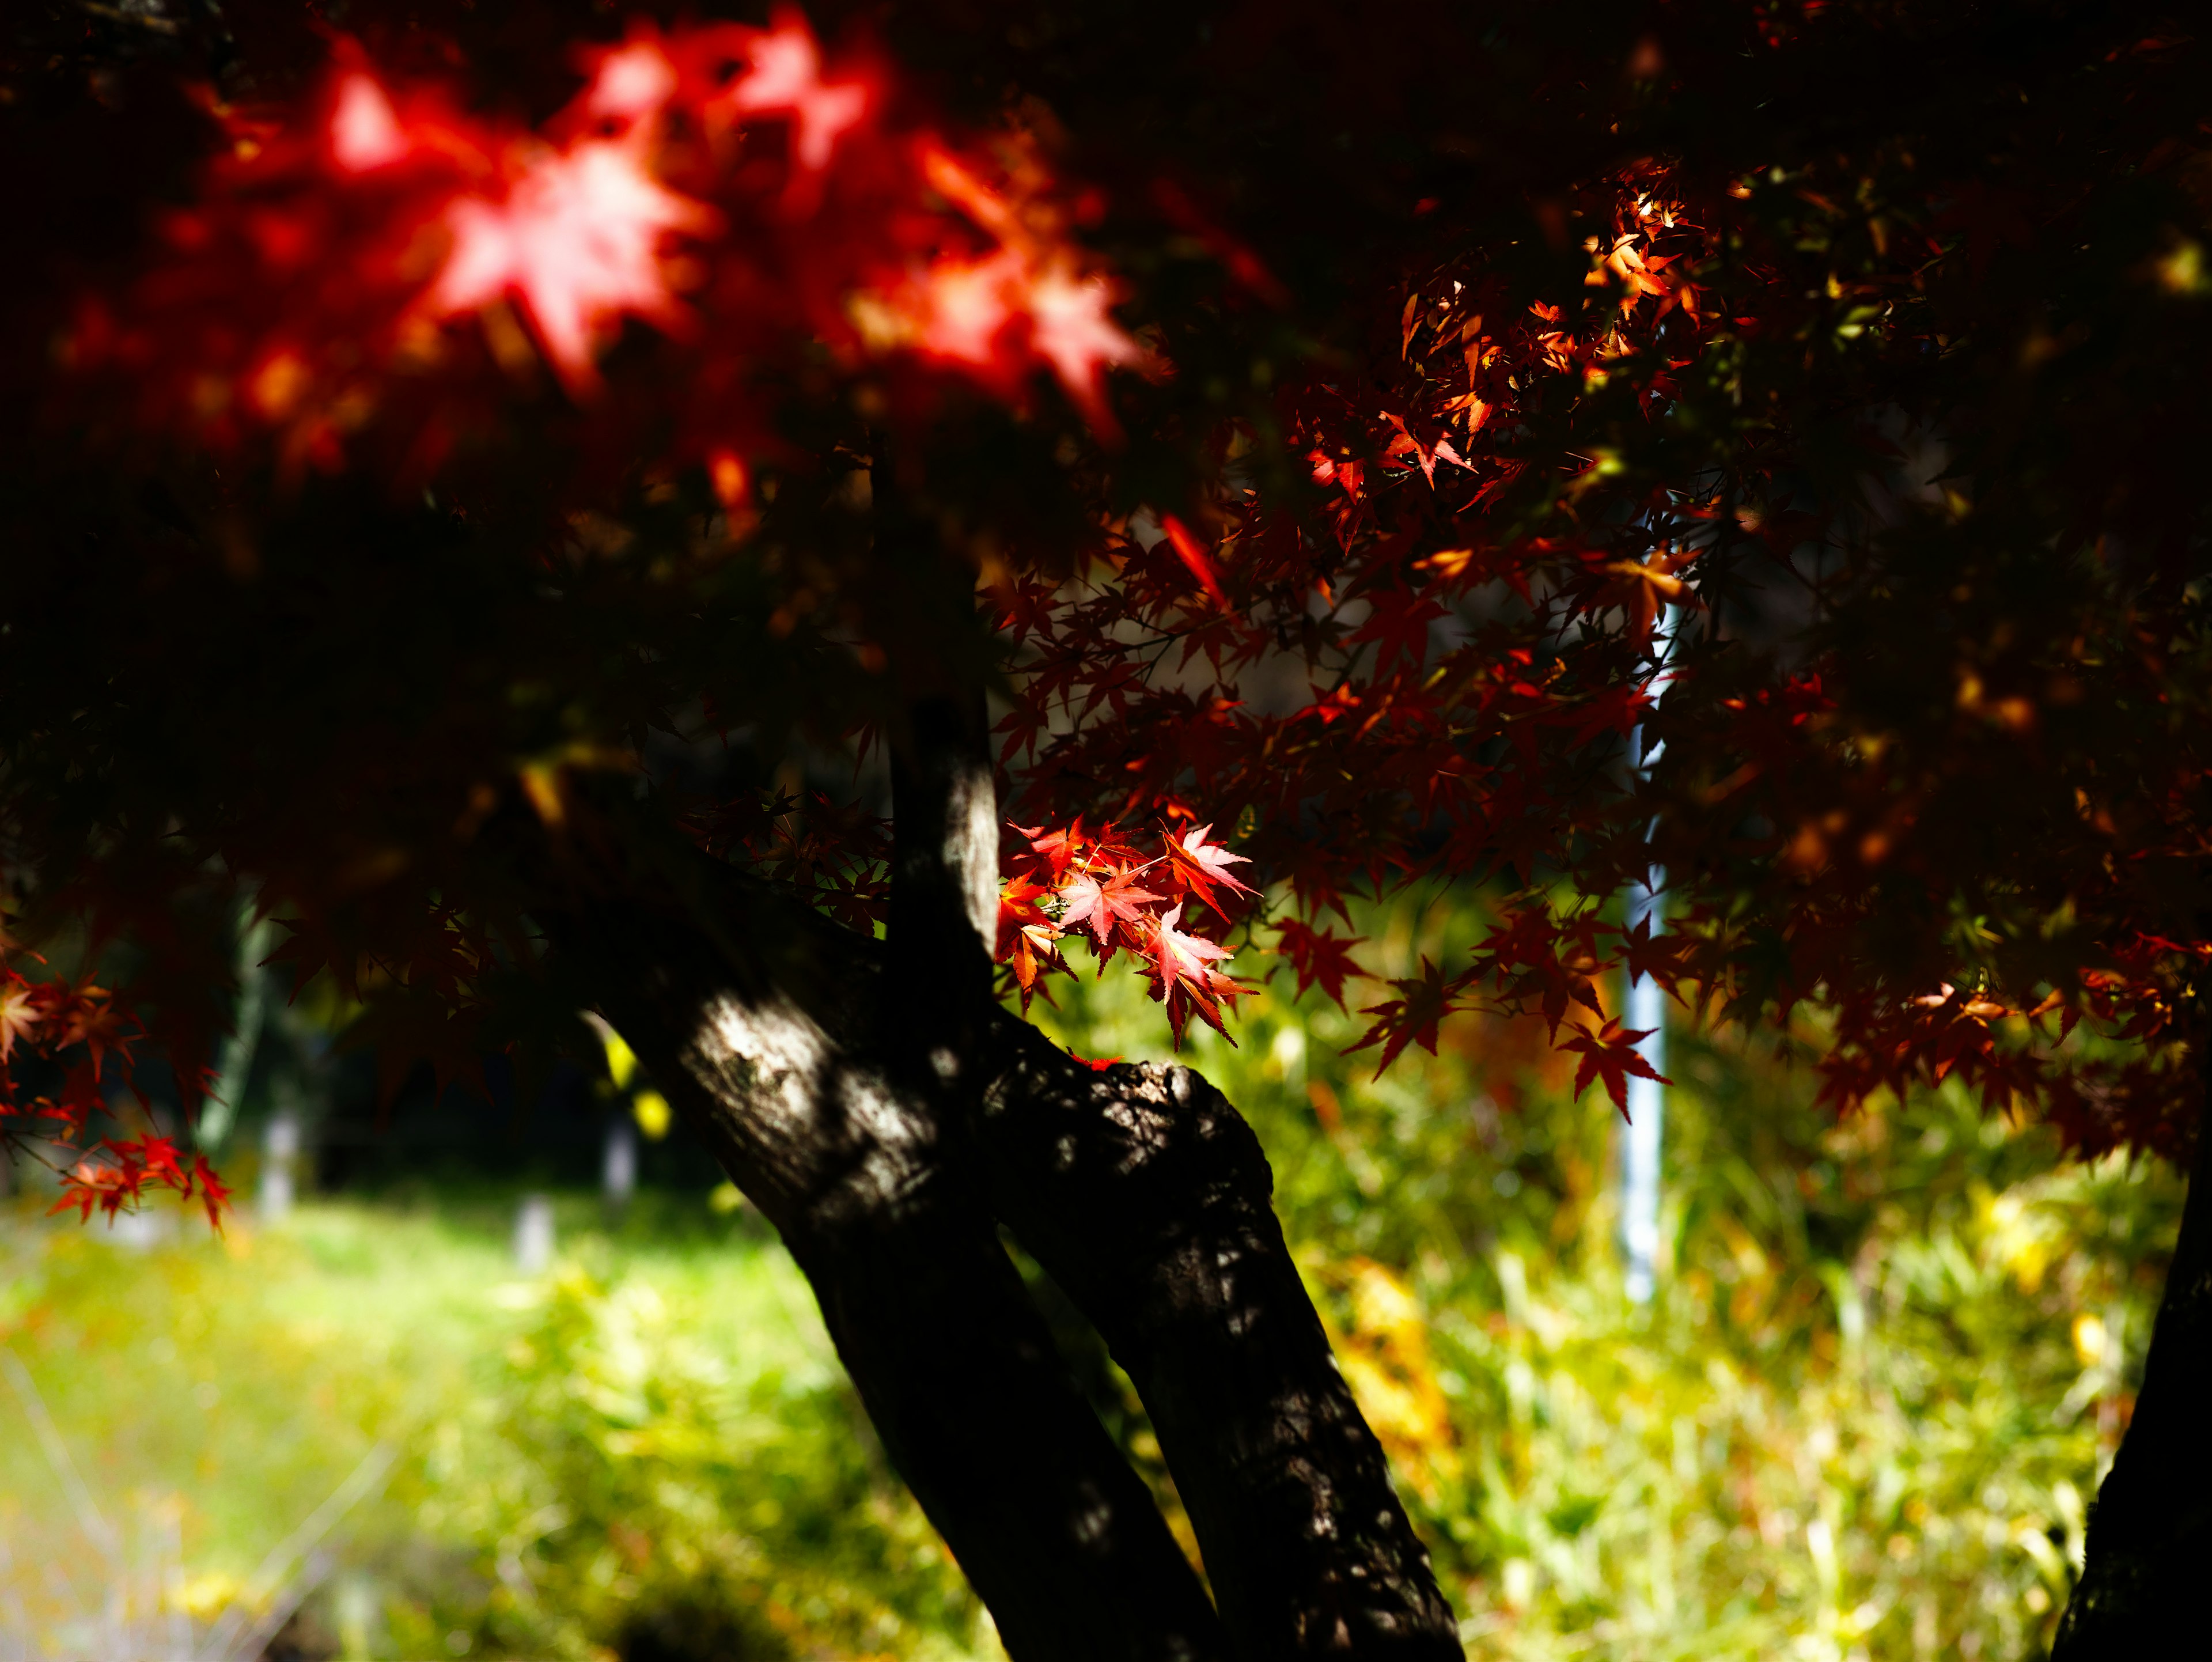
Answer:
6, 0, 2211, 1232
1, 960, 227, 1226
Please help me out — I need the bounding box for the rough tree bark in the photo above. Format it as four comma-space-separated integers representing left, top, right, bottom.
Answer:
543, 781, 1459, 1660
2050, 1077, 2212, 1660
972, 1024, 1461, 1656
556, 876, 1229, 1661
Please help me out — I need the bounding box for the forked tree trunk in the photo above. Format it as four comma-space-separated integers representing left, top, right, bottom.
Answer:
547, 839, 1460, 1660
535, 442, 1459, 1656
555, 881, 1228, 1662
2050, 1081, 2212, 1659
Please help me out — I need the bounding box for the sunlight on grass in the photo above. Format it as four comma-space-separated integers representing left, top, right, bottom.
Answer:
1029, 894, 2179, 1662
0, 892, 2183, 1659
0, 1195, 989, 1660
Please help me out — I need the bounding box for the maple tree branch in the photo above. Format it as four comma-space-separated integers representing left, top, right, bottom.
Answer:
972, 1019, 1463, 1661
873, 433, 1002, 1081
885, 686, 999, 1073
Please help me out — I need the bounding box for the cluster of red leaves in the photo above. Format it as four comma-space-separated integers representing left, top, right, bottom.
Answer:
24, 2, 2210, 1195
993, 132, 2212, 1154
65, 8, 1139, 479
24, 6, 1137, 1207
993, 168, 1714, 1099
1597, 656, 2177, 1139
0, 959, 229, 1227
997, 820, 1255, 1043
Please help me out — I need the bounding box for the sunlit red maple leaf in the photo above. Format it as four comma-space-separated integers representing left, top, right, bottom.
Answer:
1159, 514, 1229, 610
426, 134, 718, 394
1059, 864, 1161, 953
996, 873, 1055, 957
1006, 921, 1068, 1008
45, 1130, 230, 1231
1600, 544, 1701, 647
1013, 819, 1086, 882
1165, 823, 1256, 914
1152, 903, 1241, 1036
0, 978, 40, 1063
190, 1154, 235, 1229
716, 12, 869, 171
864, 146, 1143, 429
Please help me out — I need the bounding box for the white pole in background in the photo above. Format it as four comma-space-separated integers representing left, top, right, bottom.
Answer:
514, 1193, 556, 1275
1621, 879, 1666, 1304
603, 1112, 638, 1209
260, 1108, 299, 1225
1620, 604, 1676, 1306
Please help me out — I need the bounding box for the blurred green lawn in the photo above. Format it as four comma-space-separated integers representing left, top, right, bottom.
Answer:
0, 897, 2184, 1660
1, 1189, 980, 1660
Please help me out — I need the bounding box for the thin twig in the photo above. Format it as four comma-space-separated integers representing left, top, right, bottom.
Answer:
192, 1443, 392, 1662
211, 1551, 333, 1662
0, 1347, 121, 1561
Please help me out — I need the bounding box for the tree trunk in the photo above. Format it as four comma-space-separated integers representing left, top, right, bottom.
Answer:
559, 879, 1229, 1662
2050, 1102, 2212, 1659
972, 1020, 1463, 1659
546, 836, 1459, 1660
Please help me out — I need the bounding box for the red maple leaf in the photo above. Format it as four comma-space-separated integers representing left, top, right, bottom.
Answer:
107, 1133, 185, 1192
1617, 913, 1690, 1006
991, 577, 1060, 644
59, 986, 134, 1082
1165, 823, 1256, 914
0, 976, 41, 1063
1275, 919, 1368, 1008
191, 1154, 235, 1231
1006, 922, 1069, 1007
1349, 957, 1452, 1078
1159, 514, 1229, 610
1349, 588, 1448, 672
1013, 818, 1088, 882
996, 873, 1055, 959
1560, 1019, 1670, 1118
426, 131, 719, 396
1058, 864, 1162, 953
1151, 903, 1241, 1038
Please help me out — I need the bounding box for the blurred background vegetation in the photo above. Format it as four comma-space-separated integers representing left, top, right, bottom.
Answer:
0, 891, 2183, 1660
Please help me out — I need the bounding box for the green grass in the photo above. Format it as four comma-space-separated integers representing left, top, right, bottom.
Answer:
0, 1191, 987, 1660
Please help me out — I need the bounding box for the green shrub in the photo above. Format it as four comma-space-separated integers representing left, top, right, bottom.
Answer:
1027, 900, 2183, 1661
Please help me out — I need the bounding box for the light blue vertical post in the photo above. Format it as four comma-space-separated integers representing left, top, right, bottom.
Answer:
1621, 872, 1666, 1304
1620, 605, 1675, 1305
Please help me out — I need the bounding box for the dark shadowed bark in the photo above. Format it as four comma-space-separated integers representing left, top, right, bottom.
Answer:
2051, 1080, 2212, 1660
541, 821, 1460, 1660
533, 473, 1459, 1659
555, 877, 1229, 1662
972, 1021, 1464, 1659
875, 631, 1459, 1657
